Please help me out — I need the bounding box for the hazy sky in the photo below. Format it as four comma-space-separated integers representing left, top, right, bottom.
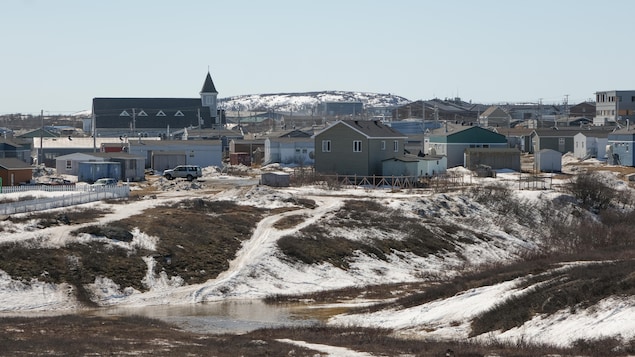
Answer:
2, 0, 634, 114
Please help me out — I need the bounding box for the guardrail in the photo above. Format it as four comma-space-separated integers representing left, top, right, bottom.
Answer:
0, 185, 130, 215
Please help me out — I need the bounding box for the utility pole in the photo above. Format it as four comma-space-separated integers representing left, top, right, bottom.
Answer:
132, 108, 136, 136
39, 109, 43, 166
538, 98, 543, 128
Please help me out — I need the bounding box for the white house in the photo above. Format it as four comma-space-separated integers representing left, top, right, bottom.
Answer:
573, 131, 609, 160
264, 137, 315, 166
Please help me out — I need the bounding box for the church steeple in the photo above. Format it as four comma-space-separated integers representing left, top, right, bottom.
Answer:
200, 71, 219, 127
200, 71, 218, 94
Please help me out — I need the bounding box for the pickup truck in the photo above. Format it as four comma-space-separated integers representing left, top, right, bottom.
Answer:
163, 165, 203, 181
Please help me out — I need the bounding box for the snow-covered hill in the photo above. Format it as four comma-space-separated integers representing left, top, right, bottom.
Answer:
218, 91, 411, 113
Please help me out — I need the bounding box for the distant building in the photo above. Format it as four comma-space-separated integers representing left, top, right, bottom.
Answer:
88, 72, 222, 137
569, 101, 595, 119
593, 90, 635, 126
478, 106, 511, 128
318, 102, 364, 117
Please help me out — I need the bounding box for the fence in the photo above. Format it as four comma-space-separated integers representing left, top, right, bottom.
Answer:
0, 185, 130, 215
290, 169, 469, 190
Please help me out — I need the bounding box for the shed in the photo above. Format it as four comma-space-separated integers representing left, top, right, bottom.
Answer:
535, 149, 562, 173
260, 171, 290, 187
0, 158, 33, 186
464, 148, 521, 171
78, 161, 121, 183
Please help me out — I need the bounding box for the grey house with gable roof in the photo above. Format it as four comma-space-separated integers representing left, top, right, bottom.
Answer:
314, 120, 407, 176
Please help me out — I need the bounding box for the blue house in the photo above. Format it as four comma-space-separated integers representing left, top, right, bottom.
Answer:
607, 127, 635, 166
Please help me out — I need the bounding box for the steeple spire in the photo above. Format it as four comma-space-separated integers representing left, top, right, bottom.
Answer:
201, 71, 218, 94
200, 71, 219, 127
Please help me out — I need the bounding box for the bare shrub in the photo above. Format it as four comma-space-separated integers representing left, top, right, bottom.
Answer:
567, 172, 616, 212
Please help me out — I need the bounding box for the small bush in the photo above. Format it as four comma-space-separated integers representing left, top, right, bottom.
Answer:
567, 172, 616, 212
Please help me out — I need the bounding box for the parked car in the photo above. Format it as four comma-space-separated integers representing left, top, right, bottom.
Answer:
91, 178, 118, 187
163, 165, 202, 181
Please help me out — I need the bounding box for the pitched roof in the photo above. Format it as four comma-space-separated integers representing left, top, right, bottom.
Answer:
531, 128, 588, 137
480, 105, 509, 118
336, 120, 407, 139
17, 128, 59, 139
426, 122, 479, 136
200, 72, 218, 94
92, 97, 207, 129
0, 158, 32, 170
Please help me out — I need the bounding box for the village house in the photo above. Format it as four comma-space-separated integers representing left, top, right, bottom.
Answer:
573, 130, 610, 160
530, 128, 580, 154
478, 106, 512, 128
264, 131, 315, 166
607, 126, 635, 166
314, 120, 407, 176
424, 123, 508, 168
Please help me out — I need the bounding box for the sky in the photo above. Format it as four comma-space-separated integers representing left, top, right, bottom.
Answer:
2, 0, 635, 115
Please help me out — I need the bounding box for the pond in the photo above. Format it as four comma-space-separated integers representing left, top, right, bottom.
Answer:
88, 300, 325, 334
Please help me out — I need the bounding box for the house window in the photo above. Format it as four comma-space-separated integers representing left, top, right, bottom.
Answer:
65, 160, 72, 170
381, 141, 386, 150
175, 110, 184, 116
322, 140, 331, 152
353, 140, 362, 152
393, 140, 399, 152
156, 110, 166, 117
119, 110, 130, 117
137, 110, 148, 116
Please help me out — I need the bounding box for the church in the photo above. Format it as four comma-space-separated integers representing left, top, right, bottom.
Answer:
88, 72, 223, 138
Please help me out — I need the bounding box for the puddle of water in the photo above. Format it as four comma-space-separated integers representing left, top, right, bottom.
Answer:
89, 300, 321, 334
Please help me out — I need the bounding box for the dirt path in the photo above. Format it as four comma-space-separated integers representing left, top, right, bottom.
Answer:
189, 195, 342, 303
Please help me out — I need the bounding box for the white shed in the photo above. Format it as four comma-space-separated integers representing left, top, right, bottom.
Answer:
535, 149, 562, 173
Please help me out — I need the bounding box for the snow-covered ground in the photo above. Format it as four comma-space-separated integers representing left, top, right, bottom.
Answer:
1, 161, 634, 349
